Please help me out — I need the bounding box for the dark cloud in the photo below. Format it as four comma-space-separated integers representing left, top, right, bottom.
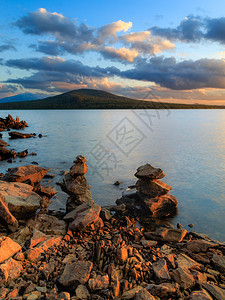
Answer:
121, 56, 225, 90
205, 17, 225, 43
0, 44, 16, 52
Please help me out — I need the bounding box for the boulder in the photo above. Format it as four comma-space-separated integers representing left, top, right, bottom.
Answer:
66, 189, 93, 212
0, 237, 21, 263
135, 288, 155, 300
0, 195, 18, 232
75, 285, 90, 300
136, 179, 172, 197
70, 162, 88, 176
3, 165, 49, 185
145, 227, 187, 243
61, 173, 88, 196
88, 274, 109, 290
152, 258, 171, 281
146, 283, 177, 298
186, 239, 219, 253
0, 147, 16, 161
59, 261, 93, 288
0, 180, 41, 218
202, 283, 225, 300
0, 257, 23, 284
171, 267, 195, 289
8, 226, 30, 247
64, 201, 101, 231
138, 193, 178, 218
211, 254, 225, 273
135, 164, 165, 179
176, 253, 201, 270
8, 131, 35, 139
29, 229, 47, 248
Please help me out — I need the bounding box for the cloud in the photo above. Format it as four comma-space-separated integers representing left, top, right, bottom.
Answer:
0, 44, 16, 52
205, 17, 225, 43
121, 56, 225, 90
100, 47, 139, 62
0, 84, 19, 98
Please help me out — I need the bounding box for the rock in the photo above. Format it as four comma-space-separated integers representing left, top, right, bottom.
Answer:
30, 214, 67, 236
141, 240, 157, 248
0, 147, 16, 161
146, 283, 177, 298
37, 186, 57, 198
202, 283, 225, 300
75, 284, 90, 299
152, 258, 171, 281
211, 253, 225, 273
114, 181, 121, 186
0, 181, 41, 218
186, 290, 213, 300
9, 226, 30, 246
8, 131, 35, 139
61, 173, 88, 196
176, 253, 201, 270
57, 292, 71, 300
0, 114, 28, 130
171, 266, 195, 289
122, 286, 143, 299
138, 193, 178, 218
0, 237, 21, 263
66, 189, 93, 212
100, 208, 112, 221
88, 274, 109, 290
136, 179, 172, 197
64, 201, 101, 231
26, 236, 62, 262
117, 247, 128, 262
186, 240, 219, 253
135, 164, 165, 179
0, 194, 18, 232
0, 257, 23, 283
134, 288, 155, 300
0, 140, 9, 148
29, 229, 47, 248
191, 270, 207, 284
3, 165, 49, 185
17, 149, 28, 157
59, 261, 93, 288
69, 161, 88, 176
145, 227, 187, 243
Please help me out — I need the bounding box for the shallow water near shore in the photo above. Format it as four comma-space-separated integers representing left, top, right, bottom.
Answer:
0, 109, 225, 242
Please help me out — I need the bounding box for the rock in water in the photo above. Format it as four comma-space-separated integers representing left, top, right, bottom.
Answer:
136, 179, 172, 197
135, 163, 165, 179
8, 131, 35, 139
0, 180, 41, 218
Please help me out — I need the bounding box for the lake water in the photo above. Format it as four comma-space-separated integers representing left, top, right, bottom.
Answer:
0, 109, 225, 242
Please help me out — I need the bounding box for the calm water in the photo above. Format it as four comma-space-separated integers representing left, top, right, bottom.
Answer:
0, 109, 225, 242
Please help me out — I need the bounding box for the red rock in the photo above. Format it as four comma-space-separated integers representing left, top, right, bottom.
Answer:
145, 227, 187, 243
0, 257, 23, 283
0, 194, 18, 232
8, 131, 35, 139
3, 165, 49, 185
136, 179, 172, 197
59, 261, 93, 288
29, 229, 47, 248
186, 290, 213, 300
152, 258, 171, 281
88, 274, 109, 290
117, 247, 128, 262
70, 162, 88, 176
146, 283, 177, 298
135, 288, 155, 300
171, 266, 195, 289
135, 164, 165, 179
0, 237, 21, 263
186, 240, 219, 253
176, 253, 201, 270
27, 236, 62, 262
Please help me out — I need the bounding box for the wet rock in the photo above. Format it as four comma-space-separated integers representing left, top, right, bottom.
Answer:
64, 201, 101, 231
136, 179, 172, 197
59, 260, 93, 288
0, 181, 41, 218
88, 274, 109, 290
0, 257, 23, 283
186, 290, 213, 300
211, 253, 225, 273
138, 193, 178, 218
202, 283, 225, 300
8, 131, 35, 139
75, 284, 90, 299
145, 227, 187, 243
17, 149, 28, 158
26, 236, 62, 262
135, 164, 165, 179
3, 165, 49, 185
186, 239, 219, 253
0, 147, 16, 161
171, 266, 195, 289
0, 194, 18, 232
152, 258, 171, 281
0, 237, 21, 263
0, 140, 9, 148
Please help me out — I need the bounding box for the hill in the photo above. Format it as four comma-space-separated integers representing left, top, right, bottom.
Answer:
0, 89, 224, 109
0, 93, 46, 103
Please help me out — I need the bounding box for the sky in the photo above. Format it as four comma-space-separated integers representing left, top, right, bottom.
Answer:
1, 0, 225, 104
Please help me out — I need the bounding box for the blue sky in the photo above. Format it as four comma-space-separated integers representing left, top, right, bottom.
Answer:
1, 0, 225, 104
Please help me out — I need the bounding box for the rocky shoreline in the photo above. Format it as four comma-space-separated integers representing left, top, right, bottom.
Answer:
0, 116, 224, 300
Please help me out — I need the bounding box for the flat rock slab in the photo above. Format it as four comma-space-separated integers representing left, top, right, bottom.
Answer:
175, 253, 201, 270
145, 227, 187, 243
0, 257, 23, 284
27, 236, 62, 262
171, 266, 195, 290
211, 254, 225, 274
138, 193, 178, 218
186, 239, 219, 253
8, 131, 35, 139
59, 261, 93, 288
3, 165, 49, 185
136, 179, 172, 197
202, 283, 225, 300
152, 258, 171, 280
0, 180, 41, 218
64, 201, 101, 231
135, 164, 165, 179
0, 237, 21, 263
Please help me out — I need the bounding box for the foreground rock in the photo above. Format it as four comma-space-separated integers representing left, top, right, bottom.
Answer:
0, 114, 28, 130
8, 131, 35, 139
0, 237, 21, 263
0, 180, 41, 219
3, 165, 48, 185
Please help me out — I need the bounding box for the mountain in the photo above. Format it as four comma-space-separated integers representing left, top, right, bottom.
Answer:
0, 93, 46, 103
0, 89, 224, 109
